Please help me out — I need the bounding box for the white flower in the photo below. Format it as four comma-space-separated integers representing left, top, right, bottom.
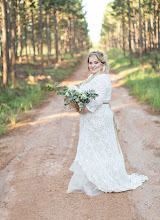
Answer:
77, 88, 83, 94
65, 91, 70, 96
81, 94, 87, 99
68, 84, 78, 91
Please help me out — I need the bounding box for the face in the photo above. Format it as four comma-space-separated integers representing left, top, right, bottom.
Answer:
88, 56, 102, 74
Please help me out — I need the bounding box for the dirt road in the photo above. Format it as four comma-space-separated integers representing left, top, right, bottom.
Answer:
0, 58, 160, 220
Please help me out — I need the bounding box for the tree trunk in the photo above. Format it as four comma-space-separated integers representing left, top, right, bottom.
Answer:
132, 2, 137, 52
120, 22, 122, 49
30, 9, 36, 62
39, 0, 44, 72
64, 27, 68, 53
17, 0, 22, 63
143, 12, 147, 54
138, 0, 143, 67
53, 7, 58, 62
122, 8, 126, 57
68, 17, 72, 55
149, 19, 152, 52
45, 8, 50, 64
127, 0, 133, 65
2, 0, 9, 87
72, 17, 77, 54
15, 24, 18, 59
118, 22, 121, 48
24, 1, 28, 63
11, 0, 16, 87
158, 9, 160, 52
0, 20, 2, 61
7, 0, 11, 65
153, 0, 158, 64
48, 10, 52, 55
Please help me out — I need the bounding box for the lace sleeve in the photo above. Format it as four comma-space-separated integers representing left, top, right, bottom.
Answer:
86, 74, 111, 113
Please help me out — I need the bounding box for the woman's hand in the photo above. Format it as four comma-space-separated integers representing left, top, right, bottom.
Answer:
68, 103, 89, 114
77, 107, 89, 114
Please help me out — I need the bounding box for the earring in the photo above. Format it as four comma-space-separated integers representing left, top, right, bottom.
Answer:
102, 65, 105, 72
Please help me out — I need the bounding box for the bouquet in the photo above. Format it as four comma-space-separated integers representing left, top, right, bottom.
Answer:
47, 82, 98, 112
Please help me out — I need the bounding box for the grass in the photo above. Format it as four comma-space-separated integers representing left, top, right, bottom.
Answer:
107, 48, 160, 112
0, 82, 46, 135
0, 51, 87, 136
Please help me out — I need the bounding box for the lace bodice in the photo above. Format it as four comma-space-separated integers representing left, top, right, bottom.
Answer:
80, 74, 111, 113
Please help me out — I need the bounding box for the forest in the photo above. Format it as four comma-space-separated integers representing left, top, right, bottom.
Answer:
0, 0, 89, 88
100, 0, 159, 67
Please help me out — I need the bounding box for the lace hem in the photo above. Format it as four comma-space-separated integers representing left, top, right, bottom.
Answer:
67, 161, 103, 197
67, 161, 148, 196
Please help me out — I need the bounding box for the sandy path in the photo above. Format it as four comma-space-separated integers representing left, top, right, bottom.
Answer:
0, 57, 159, 220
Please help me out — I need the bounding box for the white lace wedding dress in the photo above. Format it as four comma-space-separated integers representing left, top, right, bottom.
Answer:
67, 73, 148, 197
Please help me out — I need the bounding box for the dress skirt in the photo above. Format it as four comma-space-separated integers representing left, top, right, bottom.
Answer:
67, 104, 148, 197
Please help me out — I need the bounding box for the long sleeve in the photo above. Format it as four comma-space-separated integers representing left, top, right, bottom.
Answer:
86, 74, 111, 113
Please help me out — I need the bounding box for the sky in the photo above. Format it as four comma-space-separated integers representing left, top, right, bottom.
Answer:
82, 0, 112, 43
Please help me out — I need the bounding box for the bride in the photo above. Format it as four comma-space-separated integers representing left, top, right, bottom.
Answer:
67, 51, 148, 197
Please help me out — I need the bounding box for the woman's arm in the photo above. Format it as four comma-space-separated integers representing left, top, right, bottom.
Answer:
85, 74, 111, 113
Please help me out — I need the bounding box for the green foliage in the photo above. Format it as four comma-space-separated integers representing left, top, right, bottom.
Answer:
61, 53, 73, 59
0, 83, 46, 136
125, 71, 160, 111
108, 49, 160, 112
47, 82, 68, 95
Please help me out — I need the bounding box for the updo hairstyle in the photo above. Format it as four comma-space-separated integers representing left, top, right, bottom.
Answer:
88, 51, 110, 74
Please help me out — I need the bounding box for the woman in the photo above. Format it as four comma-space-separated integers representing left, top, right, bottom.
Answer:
67, 51, 148, 197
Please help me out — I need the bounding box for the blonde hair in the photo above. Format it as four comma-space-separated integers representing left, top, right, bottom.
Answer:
88, 51, 110, 74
